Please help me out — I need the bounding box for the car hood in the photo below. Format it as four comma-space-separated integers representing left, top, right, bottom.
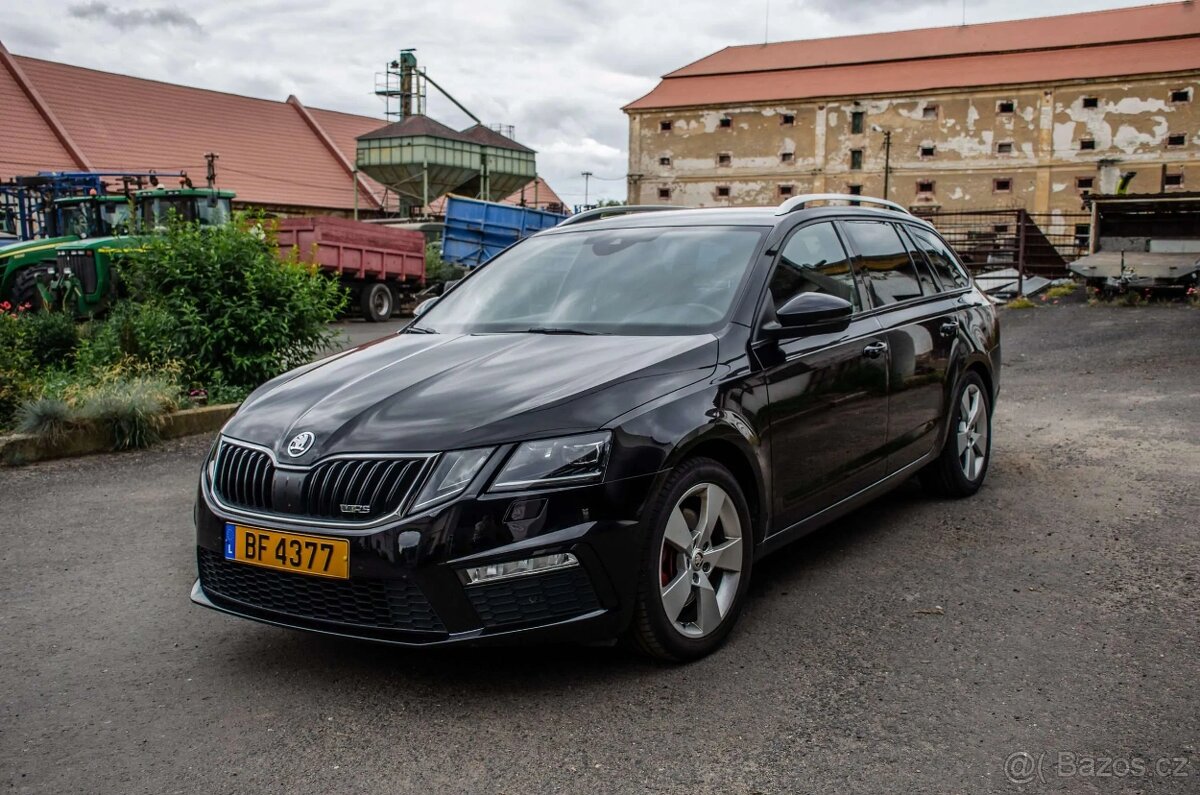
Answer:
223, 331, 719, 459
0, 235, 74, 260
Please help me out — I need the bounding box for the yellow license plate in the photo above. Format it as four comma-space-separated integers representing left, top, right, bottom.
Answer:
224, 523, 349, 579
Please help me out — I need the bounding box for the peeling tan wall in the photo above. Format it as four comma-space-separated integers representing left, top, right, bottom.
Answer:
628, 74, 1200, 213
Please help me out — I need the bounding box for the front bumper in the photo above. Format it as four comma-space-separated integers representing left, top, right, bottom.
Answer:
191, 471, 659, 647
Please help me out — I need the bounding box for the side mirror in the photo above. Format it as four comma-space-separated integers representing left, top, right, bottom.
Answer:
413, 296, 438, 318
764, 292, 853, 338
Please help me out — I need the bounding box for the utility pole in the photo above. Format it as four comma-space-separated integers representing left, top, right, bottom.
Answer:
882, 130, 892, 199
581, 171, 593, 207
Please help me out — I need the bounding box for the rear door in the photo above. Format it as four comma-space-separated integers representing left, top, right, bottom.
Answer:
756, 220, 890, 532
840, 220, 959, 473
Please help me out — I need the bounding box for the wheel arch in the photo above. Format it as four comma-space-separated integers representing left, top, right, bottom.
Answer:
660, 428, 768, 546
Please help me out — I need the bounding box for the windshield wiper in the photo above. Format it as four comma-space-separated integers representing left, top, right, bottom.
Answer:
521, 326, 605, 335
405, 325, 437, 334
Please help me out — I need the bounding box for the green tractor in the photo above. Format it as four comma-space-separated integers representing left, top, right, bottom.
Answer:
36, 187, 234, 316
0, 194, 134, 309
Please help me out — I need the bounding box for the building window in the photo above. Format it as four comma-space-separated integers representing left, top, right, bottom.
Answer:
717, 153, 731, 166
1082, 96, 1099, 109
780, 151, 794, 163
1074, 224, 1090, 247
851, 111, 865, 134
922, 105, 939, 120
1165, 173, 1184, 189
719, 116, 732, 129
716, 186, 731, 198
997, 100, 1015, 114
997, 141, 1014, 155
1080, 138, 1096, 151
919, 144, 936, 158
993, 224, 1010, 234
847, 184, 862, 195
1166, 132, 1186, 148
1170, 88, 1192, 103
781, 113, 795, 126
659, 156, 671, 166
850, 149, 863, 170
658, 187, 671, 200
916, 180, 935, 195
660, 120, 673, 132
993, 178, 1013, 193
778, 184, 794, 197
1076, 176, 1094, 192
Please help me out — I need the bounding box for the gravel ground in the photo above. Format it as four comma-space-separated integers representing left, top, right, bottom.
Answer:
1, 301, 1197, 794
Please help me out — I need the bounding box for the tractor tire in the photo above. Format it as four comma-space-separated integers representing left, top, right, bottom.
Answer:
10, 265, 55, 311
361, 282, 394, 322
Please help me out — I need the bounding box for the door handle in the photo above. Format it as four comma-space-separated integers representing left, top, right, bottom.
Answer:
862, 341, 888, 359
939, 319, 961, 337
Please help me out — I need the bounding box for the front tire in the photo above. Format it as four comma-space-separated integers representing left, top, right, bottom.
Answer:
920, 371, 992, 497
628, 458, 753, 662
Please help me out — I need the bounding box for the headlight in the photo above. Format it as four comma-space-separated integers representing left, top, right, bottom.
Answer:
490, 431, 611, 491
410, 447, 493, 511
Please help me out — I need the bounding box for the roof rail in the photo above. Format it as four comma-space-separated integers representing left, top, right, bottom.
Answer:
557, 204, 682, 228
775, 193, 911, 216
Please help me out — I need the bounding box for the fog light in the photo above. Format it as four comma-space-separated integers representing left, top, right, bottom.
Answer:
461, 553, 579, 585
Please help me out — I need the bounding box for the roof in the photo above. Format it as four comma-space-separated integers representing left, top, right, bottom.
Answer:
0, 42, 386, 211
357, 114, 471, 142
626, 2, 1200, 110
459, 125, 535, 153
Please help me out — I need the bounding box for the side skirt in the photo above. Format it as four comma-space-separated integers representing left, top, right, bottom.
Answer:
754, 451, 935, 561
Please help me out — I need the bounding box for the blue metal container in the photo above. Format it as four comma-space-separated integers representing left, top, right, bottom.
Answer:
441, 195, 567, 267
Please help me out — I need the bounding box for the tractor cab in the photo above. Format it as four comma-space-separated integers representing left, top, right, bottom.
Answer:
136, 188, 234, 231
50, 195, 134, 239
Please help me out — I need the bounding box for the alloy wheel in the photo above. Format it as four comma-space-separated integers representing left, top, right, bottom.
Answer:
957, 383, 989, 481
658, 482, 743, 638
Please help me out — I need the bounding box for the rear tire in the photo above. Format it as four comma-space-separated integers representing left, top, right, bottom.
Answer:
361, 282, 393, 322
920, 371, 992, 498
627, 457, 753, 663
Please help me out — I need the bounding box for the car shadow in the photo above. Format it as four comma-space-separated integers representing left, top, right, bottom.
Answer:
213, 479, 929, 691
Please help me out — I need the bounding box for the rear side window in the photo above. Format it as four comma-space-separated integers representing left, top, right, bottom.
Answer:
897, 226, 940, 294
908, 227, 970, 289
842, 221, 925, 305
770, 222, 861, 311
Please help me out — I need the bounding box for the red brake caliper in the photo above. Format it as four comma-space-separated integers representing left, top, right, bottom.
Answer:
660, 545, 676, 587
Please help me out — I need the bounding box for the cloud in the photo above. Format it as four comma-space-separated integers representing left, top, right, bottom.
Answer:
67, 1, 203, 32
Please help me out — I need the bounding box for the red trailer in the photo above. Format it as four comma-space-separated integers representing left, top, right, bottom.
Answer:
276, 216, 425, 321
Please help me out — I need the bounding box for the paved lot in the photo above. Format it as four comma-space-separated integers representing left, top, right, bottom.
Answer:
2, 303, 1197, 794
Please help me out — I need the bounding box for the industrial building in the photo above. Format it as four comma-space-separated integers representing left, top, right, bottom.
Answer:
624, 2, 1200, 216
0, 42, 555, 219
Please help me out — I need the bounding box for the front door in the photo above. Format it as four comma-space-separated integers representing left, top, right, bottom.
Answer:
757, 221, 891, 533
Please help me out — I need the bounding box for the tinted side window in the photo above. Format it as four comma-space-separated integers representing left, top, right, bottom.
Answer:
842, 220, 925, 305
909, 227, 970, 289
897, 225, 940, 294
770, 222, 860, 311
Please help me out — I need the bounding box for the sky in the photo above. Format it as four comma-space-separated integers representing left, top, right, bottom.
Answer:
0, 0, 1168, 205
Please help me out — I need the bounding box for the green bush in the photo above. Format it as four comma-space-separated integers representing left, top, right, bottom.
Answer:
21, 309, 79, 367
0, 311, 36, 429
425, 241, 466, 285
75, 374, 178, 450
118, 214, 346, 390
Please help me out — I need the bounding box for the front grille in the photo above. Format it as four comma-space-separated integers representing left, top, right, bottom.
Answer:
212, 440, 426, 522
214, 442, 275, 512
57, 251, 97, 295
466, 566, 600, 628
197, 548, 445, 633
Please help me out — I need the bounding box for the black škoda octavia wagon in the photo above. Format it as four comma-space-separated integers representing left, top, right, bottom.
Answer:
192, 194, 1000, 661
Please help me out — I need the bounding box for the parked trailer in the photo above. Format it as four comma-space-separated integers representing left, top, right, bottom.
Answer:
441, 195, 567, 267
276, 216, 425, 321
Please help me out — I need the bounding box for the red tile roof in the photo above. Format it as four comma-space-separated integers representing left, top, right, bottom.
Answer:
0, 42, 389, 211
426, 177, 567, 215
627, 2, 1200, 110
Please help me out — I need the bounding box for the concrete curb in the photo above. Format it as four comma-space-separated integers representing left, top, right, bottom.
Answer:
0, 403, 238, 466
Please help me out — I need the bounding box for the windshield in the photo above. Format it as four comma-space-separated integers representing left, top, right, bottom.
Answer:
141, 196, 232, 230
99, 201, 132, 235
58, 203, 97, 238
417, 225, 766, 336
